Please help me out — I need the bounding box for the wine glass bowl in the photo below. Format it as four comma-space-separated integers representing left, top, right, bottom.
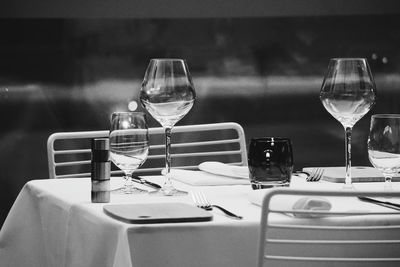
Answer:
320, 58, 377, 188
140, 59, 195, 129
368, 114, 400, 189
109, 112, 149, 194
140, 58, 196, 196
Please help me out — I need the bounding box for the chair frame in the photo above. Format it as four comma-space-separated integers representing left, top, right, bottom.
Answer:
47, 122, 247, 179
258, 188, 400, 267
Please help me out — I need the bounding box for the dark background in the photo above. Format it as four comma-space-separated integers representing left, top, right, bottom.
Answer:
1, 3, 400, 227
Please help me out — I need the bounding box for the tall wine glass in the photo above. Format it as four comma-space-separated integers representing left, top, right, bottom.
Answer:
320, 58, 376, 188
368, 114, 400, 190
140, 58, 196, 196
109, 112, 149, 194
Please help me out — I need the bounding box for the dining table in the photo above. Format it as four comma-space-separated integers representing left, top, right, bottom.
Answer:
1, 169, 400, 267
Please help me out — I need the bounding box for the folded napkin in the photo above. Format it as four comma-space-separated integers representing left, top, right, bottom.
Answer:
198, 161, 249, 179
170, 168, 250, 186
302, 166, 400, 183
247, 189, 332, 218
292, 196, 332, 218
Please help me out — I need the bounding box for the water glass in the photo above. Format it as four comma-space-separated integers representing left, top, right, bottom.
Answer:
368, 114, 400, 190
109, 112, 149, 194
248, 137, 294, 189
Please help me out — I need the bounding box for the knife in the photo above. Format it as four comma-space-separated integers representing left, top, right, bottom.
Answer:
131, 175, 162, 189
358, 196, 400, 211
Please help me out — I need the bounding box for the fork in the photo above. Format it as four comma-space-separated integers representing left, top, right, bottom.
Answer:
306, 168, 324, 182
191, 191, 243, 220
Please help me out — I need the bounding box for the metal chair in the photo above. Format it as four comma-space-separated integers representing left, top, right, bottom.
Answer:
47, 122, 247, 179
258, 188, 400, 267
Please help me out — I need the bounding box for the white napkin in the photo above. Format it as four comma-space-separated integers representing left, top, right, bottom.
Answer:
292, 197, 332, 218
247, 189, 332, 218
170, 169, 250, 186
198, 161, 249, 179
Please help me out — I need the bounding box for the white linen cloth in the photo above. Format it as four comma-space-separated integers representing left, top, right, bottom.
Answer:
303, 166, 400, 182
1, 174, 400, 267
248, 173, 400, 206
169, 161, 250, 186
198, 161, 249, 178
170, 169, 250, 186
0, 177, 259, 267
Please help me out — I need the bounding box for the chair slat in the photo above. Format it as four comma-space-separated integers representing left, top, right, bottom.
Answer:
257, 188, 400, 267
47, 122, 247, 179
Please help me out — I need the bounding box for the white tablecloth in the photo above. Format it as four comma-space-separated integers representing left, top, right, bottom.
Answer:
1, 175, 400, 267
0, 176, 261, 267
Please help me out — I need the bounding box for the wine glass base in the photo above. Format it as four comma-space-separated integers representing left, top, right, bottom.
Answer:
111, 186, 148, 194
150, 186, 188, 196
384, 181, 393, 192
342, 183, 355, 190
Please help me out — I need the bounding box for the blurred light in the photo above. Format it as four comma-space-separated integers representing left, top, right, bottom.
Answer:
371, 53, 378, 60
382, 57, 388, 64
121, 120, 130, 129
0, 87, 9, 100
128, 101, 138, 111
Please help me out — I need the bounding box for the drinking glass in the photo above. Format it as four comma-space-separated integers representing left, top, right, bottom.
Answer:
139, 58, 196, 196
320, 58, 376, 188
367, 114, 400, 190
109, 112, 149, 194
248, 137, 294, 189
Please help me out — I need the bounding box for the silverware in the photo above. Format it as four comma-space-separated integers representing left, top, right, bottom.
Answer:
358, 196, 400, 211
306, 168, 324, 182
131, 175, 162, 189
192, 191, 243, 220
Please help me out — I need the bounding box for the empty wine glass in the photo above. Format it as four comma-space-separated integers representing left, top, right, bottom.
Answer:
368, 114, 400, 190
109, 112, 149, 194
140, 58, 196, 196
320, 58, 376, 188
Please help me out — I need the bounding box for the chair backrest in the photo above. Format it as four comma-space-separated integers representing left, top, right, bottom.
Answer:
47, 122, 247, 179
258, 188, 400, 267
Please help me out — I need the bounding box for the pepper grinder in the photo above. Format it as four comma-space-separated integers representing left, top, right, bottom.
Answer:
91, 138, 110, 203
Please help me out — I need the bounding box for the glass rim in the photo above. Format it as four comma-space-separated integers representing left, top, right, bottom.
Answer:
330, 57, 367, 62
150, 58, 186, 62
250, 137, 291, 142
111, 111, 146, 116
371, 114, 400, 119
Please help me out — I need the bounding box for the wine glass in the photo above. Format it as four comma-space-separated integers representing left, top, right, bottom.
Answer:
368, 114, 400, 190
139, 58, 196, 196
320, 58, 376, 188
109, 111, 149, 194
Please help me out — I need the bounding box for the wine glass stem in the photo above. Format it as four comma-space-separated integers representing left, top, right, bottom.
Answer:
124, 172, 133, 189
164, 127, 173, 187
384, 175, 393, 191
344, 126, 352, 187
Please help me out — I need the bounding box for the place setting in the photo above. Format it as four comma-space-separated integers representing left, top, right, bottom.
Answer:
244, 58, 400, 215
106, 58, 196, 197
100, 58, 247, 222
